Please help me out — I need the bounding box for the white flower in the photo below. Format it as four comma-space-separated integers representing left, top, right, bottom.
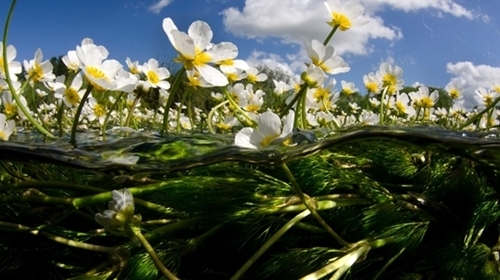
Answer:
95, 189, 142, 235
0, 43, 22, 81
126, 57, 142, 75
77, 43, 122, 91
359, 110, 380, 125
445, 78, 465, 100
234, 110, 294, 149
324, 0, 368, 31
0, 113, 15, 141
245, 66, 268, 83
393, 92, 416, 117
163, 18, 237, 87
85, 97, 107, 125
340, 80, 358, 95
142, 58, 170, 90
54, 73, 85, 108
363, 72, 381, 94
273, 80, 293, 96
410, 86, 439, 109
23, 48, 55, 84
376, 62, 404, 94
475, 87, 497, 107
301, 64, 327, 88
305, 39, 350, 75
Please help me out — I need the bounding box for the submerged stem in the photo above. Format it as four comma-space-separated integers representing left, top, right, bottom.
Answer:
230, 210, 311, 280
281, 162, 350, 247
132, 227, 179, 280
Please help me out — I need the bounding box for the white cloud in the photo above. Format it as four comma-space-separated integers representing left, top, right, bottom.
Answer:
221, 0, 473, 57
148, 0, 173, 14
361, 0, 473, 19
246, 51, 297, 77
222, 0, 401, 56
446, 61, 500, 108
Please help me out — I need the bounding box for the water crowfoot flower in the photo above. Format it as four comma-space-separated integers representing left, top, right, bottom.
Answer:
95, 188, 142, 236
234, 110, 294, 149
305, 39, 350, 75
324, 0, 368, 31
0, 113, 15, 141
23, 48, 55, 85
163, 18, 237, 87
0, 43, 22, 81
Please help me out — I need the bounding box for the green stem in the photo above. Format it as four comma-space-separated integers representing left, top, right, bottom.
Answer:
70, 84, 94, 146
0, 194, 72, 205
207, 100, 229, 134
230, 210, 311, 280
281, 162, 350, 247
162, 67, 186, 133
323, 25, 339, 46
2, 1, 56, 138
379, 86, 389, 125
101, 91, 125, 136
222, 87, 257, 127
0, 221, 116, 252
372, 247, 406, 280
459, 96, 500, 130
125, 94, 141, 128
132, 227, 179, 280
280, 84, 307, 119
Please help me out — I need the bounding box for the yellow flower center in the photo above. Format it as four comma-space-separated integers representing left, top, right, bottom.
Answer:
311, 57, 330, 73
187, 74, 202, 88
129, 66, 140, 75
484, 95, 493, 106
247, 74, 258, 84
216, 122, 232, 131
0, 131, 6, 141
382, 73, 397, 87
342, 88, 353, 96
313, 87, 330, 102
494, 86, 500, 93
85, 66, 107, 91
176, 48, 211, 70
219, 59, 234, 66
86, 66, 106, 79
245, 104, 260, 113
65, 88, 81, 106
147, 70, 160, 85
320, 100, 332, 111
94, 104, 106, 117
449, 89, 460, 99
365, 82, 378, 93
260, 133, 279, 148
4, 103, 16, 117
28, 63, 44, 81
0, 56, 4, 74
227, 72, 238, 82
331, 12, 352, 31
395, 101, 406, 114
420, 96, 434, 108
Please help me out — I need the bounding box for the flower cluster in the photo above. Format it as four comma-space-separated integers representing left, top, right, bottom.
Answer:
0, 0, 497, 147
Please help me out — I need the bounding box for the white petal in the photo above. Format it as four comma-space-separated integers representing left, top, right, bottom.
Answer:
234, 127, 259, 149
188, 21, 213, 50
162, 18, 179, 48
195, 64, 228, 87
206, 42, 238, 62
258, 110, 281, 137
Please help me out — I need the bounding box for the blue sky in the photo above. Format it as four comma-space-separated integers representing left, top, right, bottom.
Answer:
1, 0, 499, 106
